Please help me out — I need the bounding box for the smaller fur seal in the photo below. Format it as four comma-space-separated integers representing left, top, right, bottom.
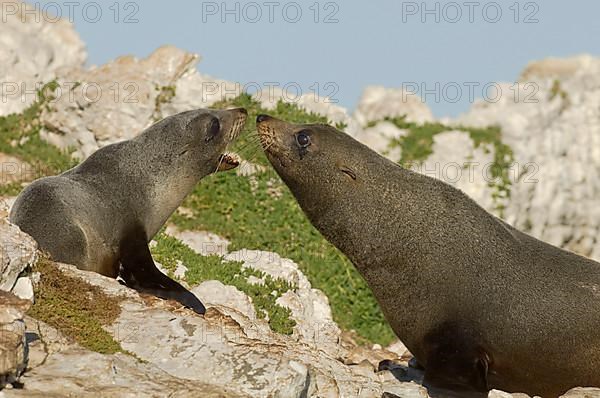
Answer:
11, 108, 247, 314
257, 114, 600, 397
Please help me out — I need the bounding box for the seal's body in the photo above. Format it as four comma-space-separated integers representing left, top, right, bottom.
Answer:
257, 114, 600, 397
11, 108, 247, 314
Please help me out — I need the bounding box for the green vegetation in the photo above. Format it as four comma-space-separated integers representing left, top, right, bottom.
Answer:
0, 182, 26, 197
4, 88, 396, 344
151, 231, 296, 334
153, 85, 177, 121
368, 115, 514, 215
29, 258, 126, 354
0, 82, 78, 196
549, 79, 568, 102
4, 88, 514, 345
549, 79, 569, 114
3, 86, 128, 354
170, 94, 396, 344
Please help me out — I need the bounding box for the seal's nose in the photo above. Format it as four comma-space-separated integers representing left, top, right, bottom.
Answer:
256, 114, 271, 123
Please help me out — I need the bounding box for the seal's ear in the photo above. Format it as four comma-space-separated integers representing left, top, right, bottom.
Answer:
339, 165, 356, 180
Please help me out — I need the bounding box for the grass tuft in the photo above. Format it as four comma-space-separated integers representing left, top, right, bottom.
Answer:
29, 258, 126, 354
0, 82, 78, 191
169, 95, 397, 344
373, 115, 514, 215
151, 231, 297, 334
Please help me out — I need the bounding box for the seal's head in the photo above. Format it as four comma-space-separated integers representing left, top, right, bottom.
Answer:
256, 113, 398, 235
256, 113, 387, 196
139, 107, 247, 177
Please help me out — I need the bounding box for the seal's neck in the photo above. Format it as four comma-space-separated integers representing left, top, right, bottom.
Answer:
291, 161, 422, 271
143, 175, 199, 239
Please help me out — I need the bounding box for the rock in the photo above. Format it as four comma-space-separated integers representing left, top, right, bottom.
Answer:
0, 0, 86, 117
0, 290, 31, 388
488, 390, 533, 398
520, 55, 594, 81
0, 211, 37, 292
561, 388, 600, 397
386, 340, 411, 360
173, 260, 188, 280
0, 154, 32, 186
11, 277, 33, 302
253, 86, 347, 123
192, 280, 257, 320
353, 85, 434, 127
33, 260, 423, 397
453, 56, 600, 260
165, 225, 230, 257
41, 46, 199, 159
420, 130, 499, 211
224, 250, 342, 354
5, 350, 248, 398
225, 250, 310, 289
276, 288, 341, 351
236, 160, 267, 177
8, 318, 248, 398
353, 121, 405, 160
162, 69, 241, 117
252, 87, 363, 137
0, 198, 17, 214
166, 238, 344, 353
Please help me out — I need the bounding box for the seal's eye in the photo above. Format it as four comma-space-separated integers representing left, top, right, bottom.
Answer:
206, 117, 220, 142
296, 131, 311, 148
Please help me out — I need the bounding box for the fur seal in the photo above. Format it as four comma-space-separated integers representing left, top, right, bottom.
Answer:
256, 114, 600, 397
11, 108, 247, 314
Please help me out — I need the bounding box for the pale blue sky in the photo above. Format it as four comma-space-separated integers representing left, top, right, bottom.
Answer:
36, 0, 600, 117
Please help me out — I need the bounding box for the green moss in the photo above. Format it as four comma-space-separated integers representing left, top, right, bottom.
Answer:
549, 79, 568, 102
0, 82, 78, 182
167, 94, 396, 345
151, 231, 296, 334
10, 90, 396, 345
213, 94, 331, 168
154, 85, 177, 121
0, 182, 25, 197
377, 115, 514, 215
29, 258, 126, 354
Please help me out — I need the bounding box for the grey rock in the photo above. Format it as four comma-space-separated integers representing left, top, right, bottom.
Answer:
0, 291, 30, 388
10, 277, 33, 302
0, 205, 37, 293
0, 0, 86, 117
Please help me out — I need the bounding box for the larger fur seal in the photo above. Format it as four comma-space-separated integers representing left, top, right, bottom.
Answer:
257, 114, 600, 397
11, 108, 247, 314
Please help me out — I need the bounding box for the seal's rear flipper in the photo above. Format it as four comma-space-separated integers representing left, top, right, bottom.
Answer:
119, 231, 206, 315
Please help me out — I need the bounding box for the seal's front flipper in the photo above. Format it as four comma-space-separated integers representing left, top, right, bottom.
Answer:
422, 324, 490, 396
408, 357, 425, 370
119, 232, 206, 315
422, 347, 489, 397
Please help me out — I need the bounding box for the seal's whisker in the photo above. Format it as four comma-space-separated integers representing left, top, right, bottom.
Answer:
235, 137, 263, 153
235, 137, 267, 158
213, 135, 234, 174
261, 141, 275, 154
236, 146, 262, 161
214, 152, 226, 174
240, 145, 266, 163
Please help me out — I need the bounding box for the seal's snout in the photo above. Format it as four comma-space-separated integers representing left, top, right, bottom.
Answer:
226, 107, 248, 141
256, 114, 293, 168
256, 114, 277, 150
